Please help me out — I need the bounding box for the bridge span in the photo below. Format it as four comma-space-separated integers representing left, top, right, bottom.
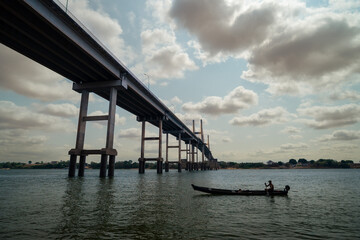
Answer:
0, 0, 217, 177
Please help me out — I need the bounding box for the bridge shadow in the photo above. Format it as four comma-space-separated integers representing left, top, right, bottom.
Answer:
55, 177, 116, 239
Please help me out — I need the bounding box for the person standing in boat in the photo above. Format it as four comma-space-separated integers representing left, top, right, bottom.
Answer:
265, 180, 274, 193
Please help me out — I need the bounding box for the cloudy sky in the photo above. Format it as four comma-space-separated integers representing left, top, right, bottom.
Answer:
1, 0, 359, 163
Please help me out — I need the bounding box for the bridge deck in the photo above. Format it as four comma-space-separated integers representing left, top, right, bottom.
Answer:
0, 0, 214, 160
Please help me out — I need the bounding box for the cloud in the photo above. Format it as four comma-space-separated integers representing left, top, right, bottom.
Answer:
0, 101, 75, 132
0, 46, 79, 102
182, 86, 258, 115
318, 130, 360, 142
0, 129, 47, 147
329, 91, 360, 101
175, 112, 207, 128
230, 107, 290, 126
280, 142, 308, 150
36, 103, 79, 118
243, 16, 360, 95
137, 28, 198, 80
63, 0, 135, 64
169, 0, 277, 56
222, 137, 232, 143
297, 104, 360, 129
281, 126, 301, 134
169, 0, 360, 95
118, 128, 141, 139
88, 111, 126, 129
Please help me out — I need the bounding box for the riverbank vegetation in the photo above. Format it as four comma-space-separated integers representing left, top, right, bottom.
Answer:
0, 159, 358, 169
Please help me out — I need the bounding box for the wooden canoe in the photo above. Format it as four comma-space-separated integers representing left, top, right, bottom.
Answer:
191, 184, 290, 196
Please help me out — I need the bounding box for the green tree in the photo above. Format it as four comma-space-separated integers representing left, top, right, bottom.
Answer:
298, 158, 308, 164
289, 159, 297, 165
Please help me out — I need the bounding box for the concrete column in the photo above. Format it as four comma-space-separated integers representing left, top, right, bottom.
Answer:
100, 154, 108, 178
75, 91, 89, 150
78, 155, 86, 177
106, 88, 117, 149
157, 119, 163, 174
201, 119, 205, 171
185, 143, 189, 171
165, 133, 169, 172
178, 132, 182, 173
139, 121, 145, 174
108, 155, 115, 177
68, 154, 77, 177
191, 143, 195, 171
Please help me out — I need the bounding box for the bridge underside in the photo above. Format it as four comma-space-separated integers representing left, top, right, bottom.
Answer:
0, 0, 216, 176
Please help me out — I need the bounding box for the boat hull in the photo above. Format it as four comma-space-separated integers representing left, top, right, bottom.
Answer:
191, 184, 289, 196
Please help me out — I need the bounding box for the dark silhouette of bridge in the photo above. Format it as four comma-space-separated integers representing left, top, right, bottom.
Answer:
0, 0, 217, 177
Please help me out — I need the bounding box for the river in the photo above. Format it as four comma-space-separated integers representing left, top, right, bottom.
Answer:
0, 168, 359, 239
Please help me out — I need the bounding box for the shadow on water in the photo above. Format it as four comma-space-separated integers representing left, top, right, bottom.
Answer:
87, 178, 116, 239
55, 177, 116, 240
55, 177, 85, 239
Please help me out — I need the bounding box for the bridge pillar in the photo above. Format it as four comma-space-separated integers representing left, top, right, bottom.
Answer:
78, 155, 86, 177
69, 154, 77, 177
157, 119, 163, 174
68, 84, 119, 178
100, 154, 107, 178
137, 118, 164, 174
108, 155, 115, 177
165, 133, 169, 172
178, 132, 182, 172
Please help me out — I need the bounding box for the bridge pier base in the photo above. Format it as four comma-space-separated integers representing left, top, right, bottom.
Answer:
165, 162, 169, 172
138, 119, 163, 174
157, 160, 163, 174
68, 86, 118, 178
100, 154, 108, 178
108, 155, 115, 177
139, 159, 145, 174
78, 155, 86, 177
68, 154, 77, 177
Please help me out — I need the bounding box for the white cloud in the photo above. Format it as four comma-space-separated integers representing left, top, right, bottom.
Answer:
280, 142, 308, 150
297, 104, 360, 129
64, 0, 135, 64
171, 96, 182, 105
317, 130, 360, 142
182, 86, 258, 115
118, 128, 141, 139
0, 101, 75, 132
281, 126, 301, 134
169, 0, 278, 56
0, 45, 78, 102
138, 28, 198, 80
243, 15, 360, 95
36, 103, 78, 118
88, 110, 126, 129
175, 112, 207, 128
0, 129, 47, 147
329, 91, 360, 101
169, 0, 360, 95
222, 137, 232, 143
230, 107, 291, 126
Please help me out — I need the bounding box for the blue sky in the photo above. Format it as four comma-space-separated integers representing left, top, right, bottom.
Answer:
0, 0, 359, 163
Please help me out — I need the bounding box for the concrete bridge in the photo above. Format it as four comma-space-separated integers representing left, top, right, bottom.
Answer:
0, 0, 217, 177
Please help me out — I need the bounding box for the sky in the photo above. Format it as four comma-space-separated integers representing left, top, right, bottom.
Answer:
0, 0, 360, 163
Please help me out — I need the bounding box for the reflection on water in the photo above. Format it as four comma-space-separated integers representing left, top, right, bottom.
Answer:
57, 178, 85, 239
1, 169, 360, 239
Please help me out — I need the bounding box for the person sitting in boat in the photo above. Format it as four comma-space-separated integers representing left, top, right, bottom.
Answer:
265, 180, 274, 193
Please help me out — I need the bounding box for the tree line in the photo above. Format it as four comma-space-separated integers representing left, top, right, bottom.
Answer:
218, 158, 355, 169
0, 158, 356, 169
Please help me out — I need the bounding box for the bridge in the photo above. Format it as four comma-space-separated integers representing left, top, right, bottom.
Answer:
0, 0, 217, 177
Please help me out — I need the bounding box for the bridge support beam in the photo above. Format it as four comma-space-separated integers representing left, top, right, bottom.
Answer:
78, 155, 86, 177
138, 119, 163, 174
68, 86, 118, 178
